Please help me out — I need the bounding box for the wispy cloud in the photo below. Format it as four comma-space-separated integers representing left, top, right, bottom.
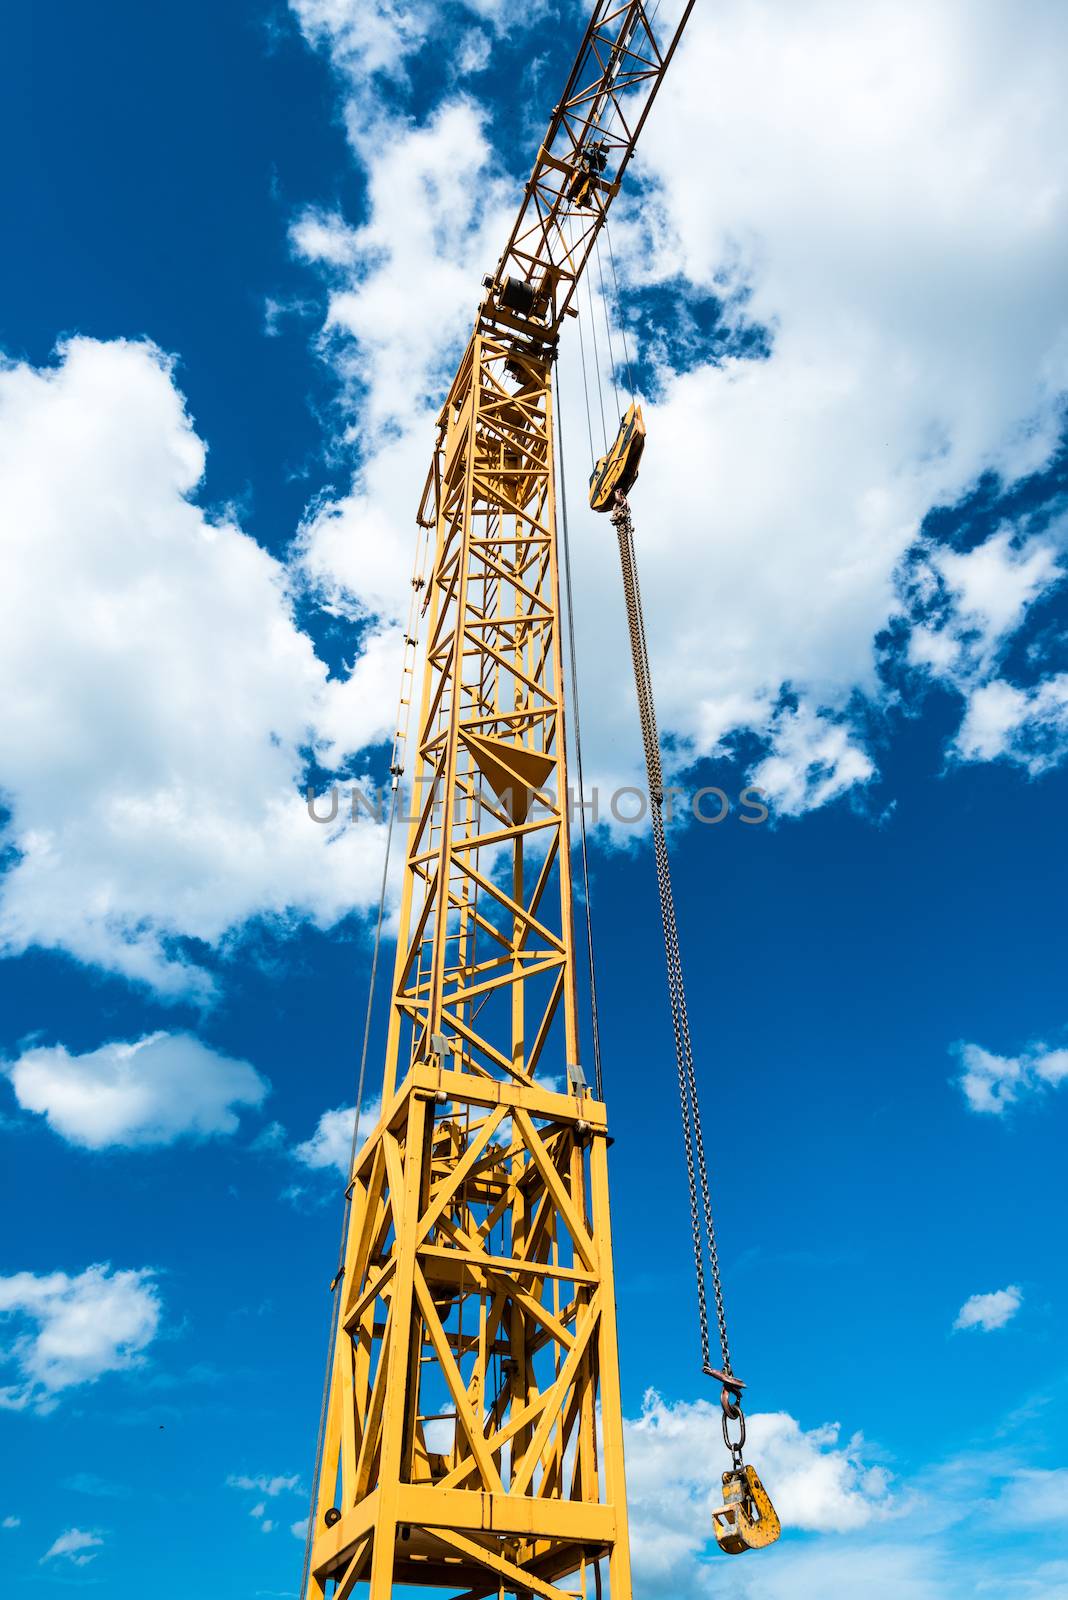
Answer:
41, 1528, 104, 1567
226, 1473, 301, 1498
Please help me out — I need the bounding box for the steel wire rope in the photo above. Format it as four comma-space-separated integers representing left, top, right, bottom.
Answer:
554, 361, 604, 1101
298, 524, 428, 1597
605, 223, 637, 404
584, 262, 610, 453
567, 217, 598, 474
594, 236, 621, 422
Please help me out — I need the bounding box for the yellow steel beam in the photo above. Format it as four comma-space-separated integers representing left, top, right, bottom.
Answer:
305, 331, 633, 1600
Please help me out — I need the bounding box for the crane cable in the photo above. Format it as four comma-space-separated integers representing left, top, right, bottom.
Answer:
611, 490, 739, 1399
554, 363, 605, 1101
298, 524, 429, 1596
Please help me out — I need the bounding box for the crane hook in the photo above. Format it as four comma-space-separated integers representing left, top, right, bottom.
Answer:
712, 1463, 782, 1555
705, 1370, 781, 1554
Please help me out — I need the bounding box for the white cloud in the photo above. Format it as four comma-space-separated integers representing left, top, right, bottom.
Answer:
576, 0, 1068, 806
624, 1390, 892, 1591
287, 0, 543, 95
748, 702, 875, 817
0, 337, 393, 997
897, 519, 1068, 773
955, 1038, 1068, 1114
292, 100, 513, 626
0, 1263, 161, 1414
41, 1528, 103, 1566
954, 673, 1068, 774
457, 27, 490, 76
290, 0, 1068, 820
2, 1515, 20, 1529
291, 1516, 309, 1540
907, 525, 1065, 684
226, 1473, 301, 1497
288, 0, 432, 86
621, 1393, 1068, 1597
293, 1098, 381, 1175
6, 1031, 267, 1149
953, 1285, 1022, 1333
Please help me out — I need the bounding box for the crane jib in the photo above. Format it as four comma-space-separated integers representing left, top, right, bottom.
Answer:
479, 1, 697, 348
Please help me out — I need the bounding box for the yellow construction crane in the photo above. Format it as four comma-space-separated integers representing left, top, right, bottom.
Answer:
300, 7, 778, 1597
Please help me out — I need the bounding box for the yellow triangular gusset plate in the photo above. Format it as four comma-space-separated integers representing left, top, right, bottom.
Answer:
461, 730, 555, 821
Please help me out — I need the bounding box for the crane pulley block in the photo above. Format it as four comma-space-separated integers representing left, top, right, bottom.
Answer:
589, 401, 646, 512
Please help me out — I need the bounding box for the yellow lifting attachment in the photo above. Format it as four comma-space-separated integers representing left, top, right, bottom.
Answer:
589, 401, 646, 511
712, 1466, 782, 1555
706, 1373, 781, 1554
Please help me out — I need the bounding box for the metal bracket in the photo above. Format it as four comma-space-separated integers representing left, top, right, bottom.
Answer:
566, 1061, 588, 1094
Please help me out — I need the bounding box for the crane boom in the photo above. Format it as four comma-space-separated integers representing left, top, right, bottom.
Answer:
482, 0, 695, 347
302, 8, 695, 1599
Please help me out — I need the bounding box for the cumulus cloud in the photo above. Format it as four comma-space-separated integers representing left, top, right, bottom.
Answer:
574, 0, 1068, 805
6, 1031, 268, 1149
0, 337, 393, 997
291, 0, 1068, 822
748, 701, 875, 817
895, 516, 1068, 775
40, 1528, 103, 1566
0, 1264, 161, 1413
288, 0, 543, 97
291, 99, 513, 630
953, 1285, 1022, 1333
624, 1391, 892, 1591
954, 1038, 1068, 1114
292, 1098, 381, 1176
954, 673, 1068, 774
905, 524, 1065, 686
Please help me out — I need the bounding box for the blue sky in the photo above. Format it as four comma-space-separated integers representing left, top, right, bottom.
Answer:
1, 1, 1067, 1596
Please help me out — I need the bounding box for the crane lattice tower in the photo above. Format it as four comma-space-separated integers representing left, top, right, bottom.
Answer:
304, 8, 694, 1597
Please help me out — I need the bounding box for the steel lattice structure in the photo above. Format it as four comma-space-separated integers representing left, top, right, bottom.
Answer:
304, 7, 694, 1598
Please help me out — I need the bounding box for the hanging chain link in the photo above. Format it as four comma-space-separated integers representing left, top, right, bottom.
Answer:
611, 492, 736, 1386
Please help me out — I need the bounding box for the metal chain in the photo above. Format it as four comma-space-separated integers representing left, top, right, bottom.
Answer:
611, 492, 735, 1381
